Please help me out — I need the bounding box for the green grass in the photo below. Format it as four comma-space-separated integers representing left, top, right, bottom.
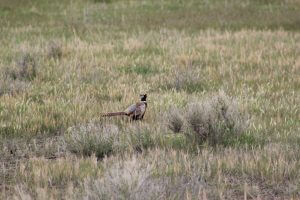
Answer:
0, 0, 299, 199
118, 65, 159, 75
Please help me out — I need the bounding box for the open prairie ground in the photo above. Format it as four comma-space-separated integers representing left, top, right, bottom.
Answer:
0, 0, 299, 199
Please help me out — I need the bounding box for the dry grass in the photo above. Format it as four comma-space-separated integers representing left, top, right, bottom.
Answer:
8, 146, 300, 199
0, 0, 299, 199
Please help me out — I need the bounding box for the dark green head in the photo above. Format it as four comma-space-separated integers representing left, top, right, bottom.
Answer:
140, 94, 147, 101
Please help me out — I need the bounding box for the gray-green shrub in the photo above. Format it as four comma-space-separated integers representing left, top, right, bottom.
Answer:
167, 92, 249, 146
82, 156, 204, 200
125, 124, 155, 152
65, 122, 120, 158
47, 41, 62, 60
166, 107, 184, 133
15, 53, 37, 81
186, 92, 248, 145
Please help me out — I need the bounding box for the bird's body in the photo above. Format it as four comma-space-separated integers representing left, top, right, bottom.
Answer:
102, 94, 147, 121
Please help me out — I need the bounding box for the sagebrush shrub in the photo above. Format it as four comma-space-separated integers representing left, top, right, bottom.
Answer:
0, 78, 29, 96
186, 92, 248, 145
167, 92, 249, 146
82, 155, 203, 200
125, 124, 155, 152
0, 53, 36, 96
47, 41, 62, 60
16, 53, 37, 81
166, 107, 184, 133
65, 122, 120, 158
83, 157, 152, 200
2, 53, 37, 81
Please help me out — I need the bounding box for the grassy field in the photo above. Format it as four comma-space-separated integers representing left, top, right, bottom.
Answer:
0, 0, 299, 199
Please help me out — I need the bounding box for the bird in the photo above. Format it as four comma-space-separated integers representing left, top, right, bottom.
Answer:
101, 94, 147, 121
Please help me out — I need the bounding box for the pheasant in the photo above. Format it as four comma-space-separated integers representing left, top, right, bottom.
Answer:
102, 94, 147, 120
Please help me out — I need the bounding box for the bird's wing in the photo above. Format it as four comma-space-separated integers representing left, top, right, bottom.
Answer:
136, 103, 146, 115
132, 102, 146, 117
124, 104, 137, 115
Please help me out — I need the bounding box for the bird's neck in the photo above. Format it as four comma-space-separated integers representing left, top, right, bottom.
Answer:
141, 100, 147, 106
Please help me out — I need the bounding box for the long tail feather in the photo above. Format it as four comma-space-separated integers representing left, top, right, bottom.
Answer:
101, 112, 127, 117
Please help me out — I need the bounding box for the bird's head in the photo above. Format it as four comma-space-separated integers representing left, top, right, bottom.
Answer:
140, 94, 147, 101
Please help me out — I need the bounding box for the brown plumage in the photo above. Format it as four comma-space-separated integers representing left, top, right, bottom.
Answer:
101, 94, 147, 121
102, 112, 127, 117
